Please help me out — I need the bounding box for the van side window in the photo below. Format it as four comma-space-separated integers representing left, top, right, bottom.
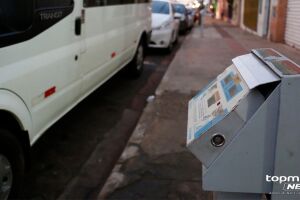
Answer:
84, 0, 150, 7
37, 0, 73, 8
137, 0, 150, 3
84, 0, 105, 7
0, 0, 74, 48
0, 1, 33, 35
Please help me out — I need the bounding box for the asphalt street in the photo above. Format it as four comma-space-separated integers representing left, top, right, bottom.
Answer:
22, 36, 185, 200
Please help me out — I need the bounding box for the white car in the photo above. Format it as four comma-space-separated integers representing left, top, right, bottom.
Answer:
149, 0, 179, 51
0, 0, 151, 198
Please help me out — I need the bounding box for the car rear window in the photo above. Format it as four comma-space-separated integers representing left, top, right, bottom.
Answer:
152, 1, 170, 14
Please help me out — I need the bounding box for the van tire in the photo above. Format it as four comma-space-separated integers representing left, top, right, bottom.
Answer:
127, 41, 144, 78
0, 129, 24, 200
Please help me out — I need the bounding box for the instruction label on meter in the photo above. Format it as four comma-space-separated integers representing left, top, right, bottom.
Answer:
187, 65, 250, 144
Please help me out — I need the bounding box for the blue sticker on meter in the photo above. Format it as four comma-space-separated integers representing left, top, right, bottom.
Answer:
221, 73, 243, 102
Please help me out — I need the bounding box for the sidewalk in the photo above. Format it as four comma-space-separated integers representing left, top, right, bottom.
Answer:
99, 17, 300, 200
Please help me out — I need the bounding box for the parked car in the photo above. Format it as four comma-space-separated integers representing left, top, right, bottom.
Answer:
187, 8, 195, 29
150, 0, 179, 51
0, 0, 151, 198
173, 3, 189, 33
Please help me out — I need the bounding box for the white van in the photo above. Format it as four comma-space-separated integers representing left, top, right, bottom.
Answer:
0, 0, 151, 198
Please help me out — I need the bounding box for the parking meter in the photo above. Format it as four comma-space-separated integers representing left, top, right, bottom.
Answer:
187, 48, 300, 199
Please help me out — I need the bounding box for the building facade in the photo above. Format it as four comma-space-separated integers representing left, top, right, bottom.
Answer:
216, 0, 300, 49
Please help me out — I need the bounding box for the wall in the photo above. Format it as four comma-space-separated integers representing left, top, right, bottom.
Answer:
231, 0, 241, 25
268, 0, 287, 42
257, 0, 270, 37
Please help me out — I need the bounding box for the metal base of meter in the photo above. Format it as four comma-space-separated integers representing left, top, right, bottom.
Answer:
214, 192, 263, 200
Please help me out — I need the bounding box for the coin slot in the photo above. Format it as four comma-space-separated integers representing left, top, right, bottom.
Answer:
211, 134, 225, 147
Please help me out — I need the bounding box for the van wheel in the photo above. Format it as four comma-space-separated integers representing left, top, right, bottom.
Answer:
127, 41, 144, 78
0, 129, 24, 200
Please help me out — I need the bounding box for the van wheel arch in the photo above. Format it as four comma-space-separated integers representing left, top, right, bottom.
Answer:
0, 128, 26, 199
0, 111, 30, 198
0, 111, 30, 170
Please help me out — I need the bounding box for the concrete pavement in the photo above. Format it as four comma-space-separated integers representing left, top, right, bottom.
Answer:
99, 17, 300, 200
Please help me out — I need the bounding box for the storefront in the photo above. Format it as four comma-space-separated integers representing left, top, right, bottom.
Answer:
284, 0, 300, 49
241, 0, 270, 37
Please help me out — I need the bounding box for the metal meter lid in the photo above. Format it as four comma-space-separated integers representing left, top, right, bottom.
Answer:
252, 48, 300, 77
232, 52, 280, 89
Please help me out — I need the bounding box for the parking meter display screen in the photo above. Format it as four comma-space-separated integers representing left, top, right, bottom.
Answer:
187, 65, 249, 144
